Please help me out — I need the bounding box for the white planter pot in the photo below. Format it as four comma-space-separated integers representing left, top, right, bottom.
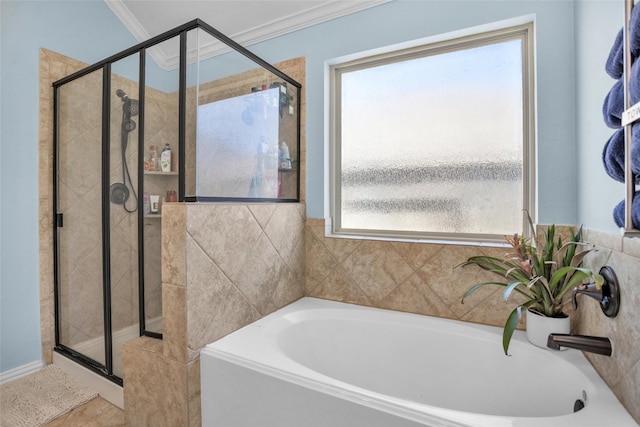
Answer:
525, 309, 570, 349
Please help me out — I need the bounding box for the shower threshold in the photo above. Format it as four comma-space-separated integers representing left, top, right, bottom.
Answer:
53, 352, 124, 409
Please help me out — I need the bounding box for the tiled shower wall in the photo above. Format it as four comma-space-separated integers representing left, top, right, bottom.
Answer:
123, 203, 306, 426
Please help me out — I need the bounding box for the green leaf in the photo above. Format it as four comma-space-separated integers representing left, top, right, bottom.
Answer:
503, 306, 523, 355
548, 266, 586, 293
461, 282, 507, 303
503, 281, 524, 302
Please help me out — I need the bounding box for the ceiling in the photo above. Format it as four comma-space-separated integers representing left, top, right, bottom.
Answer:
105, 0, 390, 69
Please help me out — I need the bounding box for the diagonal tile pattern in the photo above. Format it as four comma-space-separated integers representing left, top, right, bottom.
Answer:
306, 217, 522, 328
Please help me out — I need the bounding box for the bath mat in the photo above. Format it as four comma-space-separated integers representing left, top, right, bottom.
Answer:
0, 365, 98, 427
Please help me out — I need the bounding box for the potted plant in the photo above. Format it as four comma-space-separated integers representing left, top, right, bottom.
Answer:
459, 222, 602, 355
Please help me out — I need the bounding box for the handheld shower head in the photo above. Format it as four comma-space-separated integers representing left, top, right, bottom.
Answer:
116, 88, 129, 101
116, 89, 139, 116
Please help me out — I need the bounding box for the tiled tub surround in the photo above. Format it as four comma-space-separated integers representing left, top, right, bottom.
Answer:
305, 218, 640, 423
123, 203, 306, 426
574, 230, 640, 422
305, 218, 522, 328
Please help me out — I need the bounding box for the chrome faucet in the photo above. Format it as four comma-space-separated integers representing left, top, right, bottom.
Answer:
547, 334, 612, 356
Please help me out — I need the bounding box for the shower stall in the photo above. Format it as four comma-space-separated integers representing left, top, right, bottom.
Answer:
52, 19, 300, 384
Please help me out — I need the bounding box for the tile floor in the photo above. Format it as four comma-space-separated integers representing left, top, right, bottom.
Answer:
44, 397, 125, 427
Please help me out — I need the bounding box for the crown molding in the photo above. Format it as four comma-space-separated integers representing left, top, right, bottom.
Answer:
104, 0, 391, 70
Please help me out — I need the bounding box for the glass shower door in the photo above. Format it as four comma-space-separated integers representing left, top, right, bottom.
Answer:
55, 56, 142, 381
55, 68, 107, 371
109, 54, 141, 378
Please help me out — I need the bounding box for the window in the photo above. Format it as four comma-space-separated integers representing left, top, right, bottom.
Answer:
329, 23, 535, 244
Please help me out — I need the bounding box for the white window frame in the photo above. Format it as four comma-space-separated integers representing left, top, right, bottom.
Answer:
326, 18, 536, 246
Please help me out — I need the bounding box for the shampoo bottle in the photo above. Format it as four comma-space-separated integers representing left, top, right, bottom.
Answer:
148, 145, 158, 171
160, 144, 171, 172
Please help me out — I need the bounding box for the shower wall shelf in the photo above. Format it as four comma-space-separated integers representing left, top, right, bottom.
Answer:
144, 171, 179, 175
51, 18, 301, 385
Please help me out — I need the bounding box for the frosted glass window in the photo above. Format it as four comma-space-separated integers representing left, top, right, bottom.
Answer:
330, 24, 534, 243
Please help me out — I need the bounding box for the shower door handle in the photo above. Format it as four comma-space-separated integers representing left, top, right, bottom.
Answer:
56, 213, 64, 228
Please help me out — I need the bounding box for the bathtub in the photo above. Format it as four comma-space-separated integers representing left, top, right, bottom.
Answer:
200, 298, 636, 427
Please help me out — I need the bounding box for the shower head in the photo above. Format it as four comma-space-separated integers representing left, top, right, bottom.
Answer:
116, 89, 139, 116
125, 99, 139, 116
116, 89, 130, 101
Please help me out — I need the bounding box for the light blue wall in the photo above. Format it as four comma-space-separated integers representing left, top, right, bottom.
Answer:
0, 0, 137, 372
0, 0, 620, 373
575, 1, 625, 233
245, 0, 578, 223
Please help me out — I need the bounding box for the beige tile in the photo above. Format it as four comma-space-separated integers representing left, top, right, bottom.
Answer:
389, 241, 444, 270
305, 227, 337, 286
377, 273, 455, 319
187, 358, 202, 427
307, 265, 370, 306
163, 283, 187, 363
307, 220, 361, 263
584, 227, 624, 252
418, 244, 500, 320
185, 236, 260, 351
247, 203, 276, 229
460, 287, 525, 329
186, 205, 262, 283
623, 234, 640, 258
288, 232, 306, 286
44, 397, 124, 427
123, 340, 188, 427
263, 203, 305, 266
341, 240, 413, 304
162, 204, 186, 288
233, 233, 289, 314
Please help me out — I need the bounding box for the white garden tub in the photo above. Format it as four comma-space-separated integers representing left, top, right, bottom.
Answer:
200, 297, 636, 427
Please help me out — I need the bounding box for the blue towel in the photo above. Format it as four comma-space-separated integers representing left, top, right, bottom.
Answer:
629, 58, 640, 105
603, 129, 626, 181
605, 7, 640, 78
613, 191, 640, 229
603, 79, 624, 128
603, 60, 640, 128
602, 127, 640, 183
633, 129, 640, 174
631, 5, 640, 57
606, 30, 624, 79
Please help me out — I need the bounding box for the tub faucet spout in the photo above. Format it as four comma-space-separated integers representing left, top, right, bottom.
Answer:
547, 333, 612, 356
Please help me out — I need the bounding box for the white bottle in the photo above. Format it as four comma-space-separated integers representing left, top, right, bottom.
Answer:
160, 144, 171, 172
279, 141, 291, 170
143, 193, 151, 215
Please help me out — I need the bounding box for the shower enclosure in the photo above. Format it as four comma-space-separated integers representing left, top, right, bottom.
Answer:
53, 19, 300, 383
